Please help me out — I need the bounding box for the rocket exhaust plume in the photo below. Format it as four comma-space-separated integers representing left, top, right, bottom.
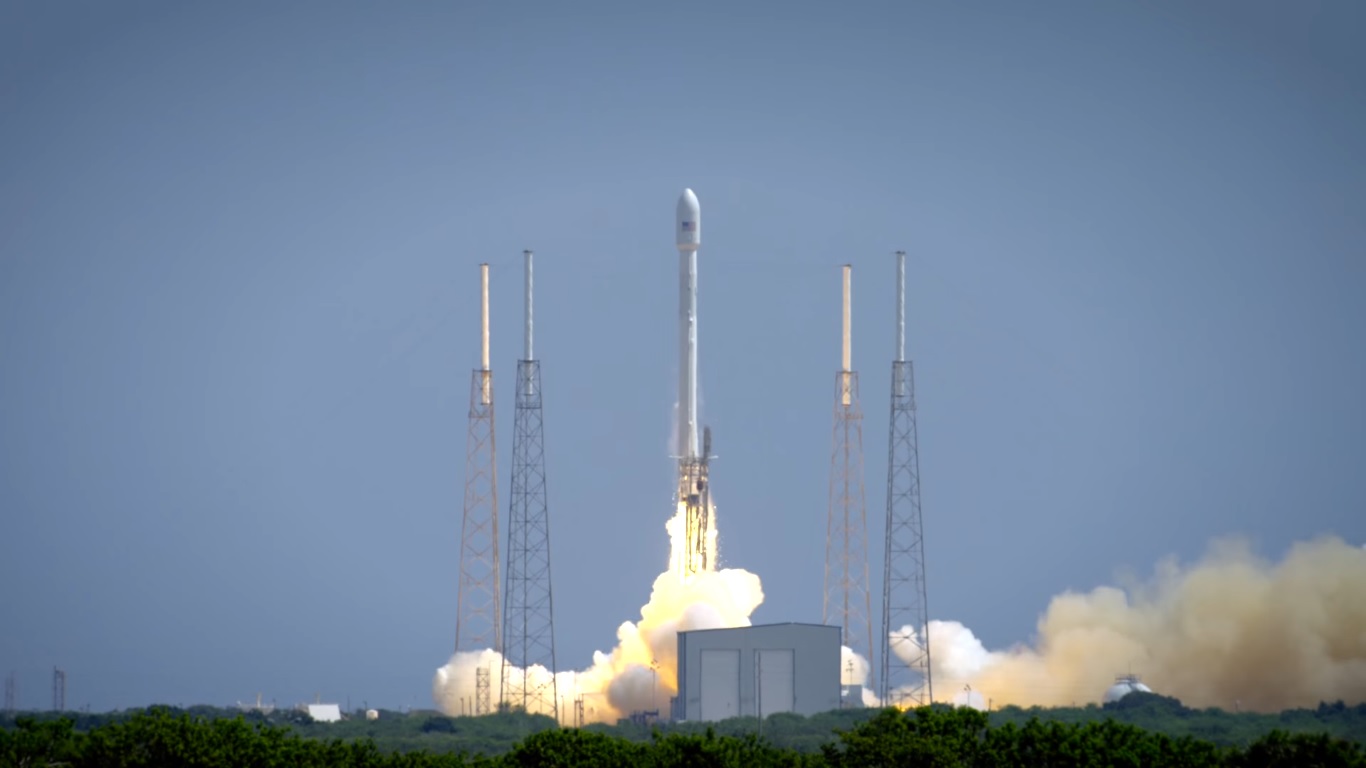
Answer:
896, 536, 1366, 712
432, 500, 764, 723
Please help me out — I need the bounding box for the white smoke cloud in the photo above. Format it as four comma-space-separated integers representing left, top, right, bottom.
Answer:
951, 687, 988, 710
837, 646, 883, 708
918, 536, 1366, 712
436, 481, 1366, 720
433, 501, 764, 723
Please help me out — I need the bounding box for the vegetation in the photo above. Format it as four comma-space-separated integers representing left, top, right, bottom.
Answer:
991, 693, 1366, 749
3, 698, 1364, 767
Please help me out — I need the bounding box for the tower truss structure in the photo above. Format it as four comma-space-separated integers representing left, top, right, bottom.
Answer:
824, 264, 874, 694
475, 665, 491, 715
455, 264, 501, 657
880, 251, 933, 707
52, 667, 65, 712
500, 250, 558, 720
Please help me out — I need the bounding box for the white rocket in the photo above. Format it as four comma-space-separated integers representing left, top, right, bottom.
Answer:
676, 188, 701, 460
675, 188, 711, 576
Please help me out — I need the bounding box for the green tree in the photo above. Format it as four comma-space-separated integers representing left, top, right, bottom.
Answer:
501, 727, 647, 768
1232, 729, 1366, 768
821, 707, 987, 768
0, 716, 84, 768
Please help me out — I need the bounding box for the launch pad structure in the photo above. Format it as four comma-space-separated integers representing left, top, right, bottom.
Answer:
440, 191, 934, 721
825, 265, 875, 693
880, 251, 933, 707
500, 250, 559, 720
455, 264, 501, 701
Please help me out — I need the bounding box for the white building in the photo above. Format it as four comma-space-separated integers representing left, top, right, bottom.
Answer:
674, 623, 841, 722
304, 703, 343, 723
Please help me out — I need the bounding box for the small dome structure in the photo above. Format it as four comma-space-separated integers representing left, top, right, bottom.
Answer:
365, 709, 379, 721
1103, 674, 1153, 703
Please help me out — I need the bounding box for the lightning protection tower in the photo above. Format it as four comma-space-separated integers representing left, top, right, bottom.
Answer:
4, 671, 16, 713
500, 250, 559, 721
825, 264, 875, 693
880, 250, 933, 707
455, 264, 501, 658
52, 667, 65, 712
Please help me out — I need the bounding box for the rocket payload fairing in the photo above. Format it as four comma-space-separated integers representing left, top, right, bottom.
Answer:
676, 188, 713, 577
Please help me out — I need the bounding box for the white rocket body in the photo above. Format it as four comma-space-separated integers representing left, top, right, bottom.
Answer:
674, 188, 712, 577
676, 188, 701, 461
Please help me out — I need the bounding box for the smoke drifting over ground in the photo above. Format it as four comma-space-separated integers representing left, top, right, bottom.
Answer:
917, 536, 1366, 712
433, 501, 764, 722
435, 493, 1363, 719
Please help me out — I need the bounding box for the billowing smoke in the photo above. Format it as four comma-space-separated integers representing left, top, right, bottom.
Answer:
898, 536, 1366, 712
433, 501, 763, 723
839, 645, 883, 707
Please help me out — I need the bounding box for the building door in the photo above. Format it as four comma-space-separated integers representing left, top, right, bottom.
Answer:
756, 649, 795, 717
700, 649, 740, 721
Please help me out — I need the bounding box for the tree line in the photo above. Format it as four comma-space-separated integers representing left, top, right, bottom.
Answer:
7, 692, 1363, 755
4, 702, 1364, 767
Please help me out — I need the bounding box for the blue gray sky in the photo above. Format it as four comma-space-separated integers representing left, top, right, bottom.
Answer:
2, 0, 1363, 712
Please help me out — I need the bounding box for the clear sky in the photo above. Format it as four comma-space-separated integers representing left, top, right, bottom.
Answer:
2, 0, 1363, 712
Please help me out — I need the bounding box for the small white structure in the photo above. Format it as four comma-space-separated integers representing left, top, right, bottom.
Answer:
305, 703, 343, 723
365, 709, 379, 721
1103, 674, 1154, 703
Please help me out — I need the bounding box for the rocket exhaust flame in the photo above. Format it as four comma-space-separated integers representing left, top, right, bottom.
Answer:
433, 497, 763, 723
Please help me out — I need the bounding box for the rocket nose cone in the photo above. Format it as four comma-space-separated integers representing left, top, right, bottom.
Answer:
677, 188, 700, 215
676, 188, 701, 249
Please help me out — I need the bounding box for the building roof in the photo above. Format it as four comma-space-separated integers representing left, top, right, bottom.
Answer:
680, 622, 835, 635
1103, 675, 1154, 703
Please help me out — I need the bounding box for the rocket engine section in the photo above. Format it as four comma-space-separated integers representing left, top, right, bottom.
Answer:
680, 427, 713, 576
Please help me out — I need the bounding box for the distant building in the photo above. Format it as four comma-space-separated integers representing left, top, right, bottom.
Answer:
236, 693, 275, 715
304, 703, 343, 723
675, 623, 841, 722
1103, 674, 1154, 703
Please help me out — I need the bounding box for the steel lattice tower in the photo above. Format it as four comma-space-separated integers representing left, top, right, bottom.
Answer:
825, 264, 875, 695
4, 671, 16, 713
475, 666, 491, 715
51, 667, 65, 712
880, 251, 933, 707
500, 250, 558, 720
455, 264, 501, 656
